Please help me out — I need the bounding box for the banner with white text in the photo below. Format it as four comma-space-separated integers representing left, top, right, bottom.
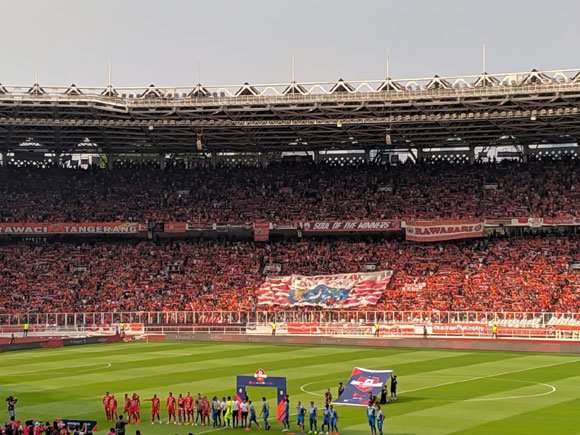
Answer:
0, 222, 142, 235
405, 219, 484, 242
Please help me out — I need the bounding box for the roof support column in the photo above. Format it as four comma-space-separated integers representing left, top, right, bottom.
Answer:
313, 150, 320, 164
211, 152, 217, 168
522, 145, 531, 163
416, 147, 425, 162
468, 146, 475, 164
107, 153, 117, 170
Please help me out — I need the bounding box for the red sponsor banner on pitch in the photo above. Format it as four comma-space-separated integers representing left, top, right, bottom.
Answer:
405, 219, 484, 242
0, 222, 142, 235
254, 221, 270, 241
302, 220, 401, 233
431, 323, 487, 335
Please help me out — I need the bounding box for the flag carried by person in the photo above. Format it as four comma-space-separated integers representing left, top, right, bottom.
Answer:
333, 367, 393, 406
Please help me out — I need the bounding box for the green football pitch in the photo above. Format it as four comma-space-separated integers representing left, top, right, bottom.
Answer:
0, 341, 579, 434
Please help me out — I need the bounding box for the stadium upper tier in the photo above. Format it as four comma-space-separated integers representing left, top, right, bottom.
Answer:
0, 234, 577, 314
0, 68, 579, 152
0, 160, 578, 222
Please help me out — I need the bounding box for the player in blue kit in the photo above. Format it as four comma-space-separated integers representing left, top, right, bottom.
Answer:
308, 401, 318, 434
321, 404, 330, 434
296, 401, 305, 432
329, 405, 338, 435
367, 403, 377, 435
376, 405, 385, 435
260, 397, 270, 430
282, 396, 290, 432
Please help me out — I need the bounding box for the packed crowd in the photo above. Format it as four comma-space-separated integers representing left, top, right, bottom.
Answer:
0, 159, 578, 223
0, 234, 577, 315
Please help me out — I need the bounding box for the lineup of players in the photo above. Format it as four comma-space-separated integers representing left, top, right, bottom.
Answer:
101, 377, 397, 433
102, 391, 269, 429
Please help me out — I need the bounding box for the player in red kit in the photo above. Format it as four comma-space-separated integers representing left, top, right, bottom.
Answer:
145, 394, 161, 424
202, 396, 210, 426
110, 395, 118, 420
185, 392, 194, 425
166, 392, 177, 425
131, 393, 141, 425
103, 392, 112, 420
124, 393, 131, 416
177, 393, 185, 425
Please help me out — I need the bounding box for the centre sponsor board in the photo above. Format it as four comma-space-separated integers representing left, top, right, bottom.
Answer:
431, 323, 488, 335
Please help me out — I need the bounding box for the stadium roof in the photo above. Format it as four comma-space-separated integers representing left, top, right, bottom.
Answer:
0, 68, 579, 153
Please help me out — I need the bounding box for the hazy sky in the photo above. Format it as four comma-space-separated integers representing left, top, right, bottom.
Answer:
1, 0, 579, 87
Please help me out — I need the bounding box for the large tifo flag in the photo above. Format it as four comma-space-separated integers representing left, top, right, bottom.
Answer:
334, 367, 393, 406
405, 219, 485, 242
257, 271, 392, 308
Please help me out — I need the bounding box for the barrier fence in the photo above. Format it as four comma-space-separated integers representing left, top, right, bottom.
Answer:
1, 310, 578, 328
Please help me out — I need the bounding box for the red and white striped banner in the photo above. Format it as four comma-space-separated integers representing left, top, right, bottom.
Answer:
257, 270, 392, 308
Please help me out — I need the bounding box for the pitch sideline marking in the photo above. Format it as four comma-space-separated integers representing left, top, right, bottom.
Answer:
300, 359, 578, 400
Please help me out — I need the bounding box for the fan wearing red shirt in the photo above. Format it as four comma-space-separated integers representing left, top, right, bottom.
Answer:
177, 393, 186, 425
102, 391, 112, 420
110, 395, 118, 420
166, 392, 177, 425
185, 392, 194, 425
145, 394, 161, 424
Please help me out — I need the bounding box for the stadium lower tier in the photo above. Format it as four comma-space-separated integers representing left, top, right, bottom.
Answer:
0, 234, 577, 314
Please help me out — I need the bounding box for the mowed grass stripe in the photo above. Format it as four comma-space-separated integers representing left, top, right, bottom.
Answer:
450, 396, 580, 435
3, 345, 404, 397
0, 342, 254, 368
0, 343, 309, 381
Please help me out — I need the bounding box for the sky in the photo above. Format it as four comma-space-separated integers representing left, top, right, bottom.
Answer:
1, 0, 579, 88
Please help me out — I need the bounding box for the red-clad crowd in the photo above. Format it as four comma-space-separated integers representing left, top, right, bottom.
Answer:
0, 159, 578, 223
0, 234, 577, 316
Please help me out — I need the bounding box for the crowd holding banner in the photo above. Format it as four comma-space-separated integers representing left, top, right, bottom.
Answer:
257, 271, 393, 308
405, 220, 485, 242
301, 220, 401, 233
0, 217, 578, 241
0, 222, 142, 235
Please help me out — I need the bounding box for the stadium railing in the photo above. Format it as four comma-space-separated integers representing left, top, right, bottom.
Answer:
1, 310, 578, 327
